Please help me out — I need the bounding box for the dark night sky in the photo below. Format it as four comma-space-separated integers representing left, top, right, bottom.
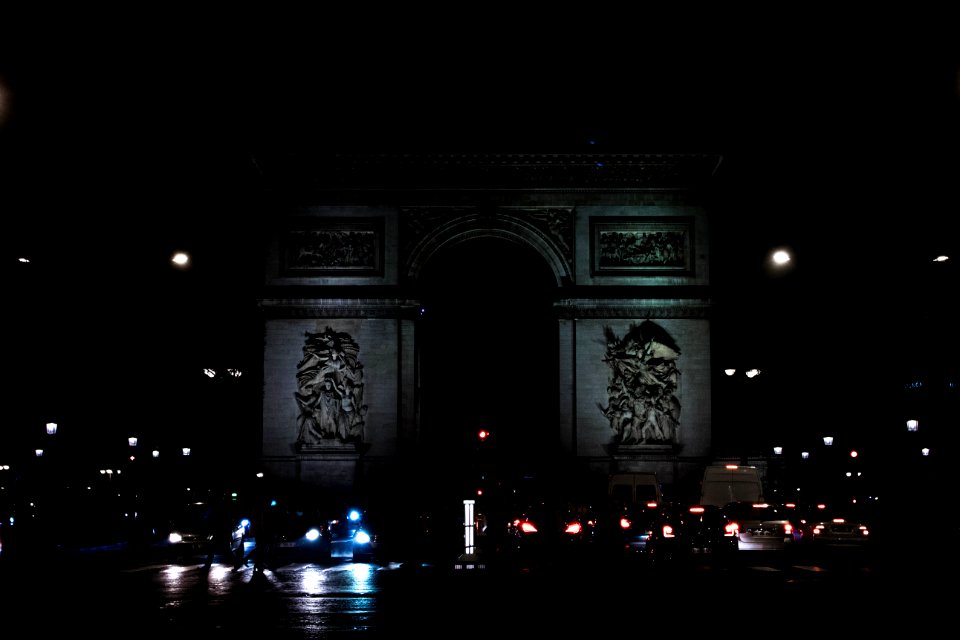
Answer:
2, 20, 958, 461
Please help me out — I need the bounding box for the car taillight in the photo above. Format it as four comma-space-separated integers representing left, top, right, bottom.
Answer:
520, 520, 538, 534
689, 506, 705, 514
784, 523, 793, 535
620, 517, 631, 530
565, 522, 583, 535
662, 524, 675, 538
724, 522, 739, 537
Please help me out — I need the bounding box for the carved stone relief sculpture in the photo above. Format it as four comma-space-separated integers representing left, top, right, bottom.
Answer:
598, 320, 681, 445
295, 326, 367, 445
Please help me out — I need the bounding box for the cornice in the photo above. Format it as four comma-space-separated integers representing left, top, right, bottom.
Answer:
258, 298, 422, 319
554, 298, 713, 319
256, 153, 723, 193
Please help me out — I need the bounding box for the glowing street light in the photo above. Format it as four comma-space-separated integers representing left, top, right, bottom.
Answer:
823, 436, 834, 446
906, 419, 919, 432
46, 422, 58, 435
772, 249, 791, 265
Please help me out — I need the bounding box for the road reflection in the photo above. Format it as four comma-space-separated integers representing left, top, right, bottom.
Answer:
1, 545, 944, 635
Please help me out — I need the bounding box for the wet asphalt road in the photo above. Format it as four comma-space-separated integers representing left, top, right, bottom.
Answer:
0, 542, 949, 637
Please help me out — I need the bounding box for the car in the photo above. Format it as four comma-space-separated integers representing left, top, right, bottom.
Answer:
810, 516, 872, 548
803, 502, 874, 550
721, 501, 799, 553
557, 504, 601, 555
328, 507, 365, 541
347, 508, 396, 563
645, 503, 739, 565
317, 505, 384, 563
608, 499, 662, 556
157, 500, 248, 566
351, 525, 378, 562
470, 475, 573, 569
269, 504, 334, 565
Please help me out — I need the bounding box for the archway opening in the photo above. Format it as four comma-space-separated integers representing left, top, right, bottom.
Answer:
417, 236, 559, 490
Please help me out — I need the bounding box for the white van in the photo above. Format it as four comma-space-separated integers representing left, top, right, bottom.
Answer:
699, 464, 764, 507
608, 472, 663, 507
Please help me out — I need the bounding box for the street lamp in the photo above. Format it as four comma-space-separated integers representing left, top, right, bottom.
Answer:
906, 419, 919, 432
46, 422, 58, 435
823, 436, 834, 446
128, 437, 138, 447
773, 446, 783, 455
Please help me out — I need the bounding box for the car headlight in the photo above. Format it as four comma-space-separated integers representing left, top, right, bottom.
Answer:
354, 530, 371, 545
168, 532, 183, 544
305, 528, 322, 542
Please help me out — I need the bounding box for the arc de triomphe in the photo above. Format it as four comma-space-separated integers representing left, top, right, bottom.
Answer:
256, 153, 721, 503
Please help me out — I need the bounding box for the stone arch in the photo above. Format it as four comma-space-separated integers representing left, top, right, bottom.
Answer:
414, 230, 561, 476
404, 210, 573, 286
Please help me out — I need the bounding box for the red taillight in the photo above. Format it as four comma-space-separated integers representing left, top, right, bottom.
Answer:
724, 522, 739, 537
646, 502, 659, 509
662, 524, 675, 538
520, 520, 538, 534
620, 517, 631, 530
784, 523, 793, 535
565, 522, 583, 535
689, 506, 705, 514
